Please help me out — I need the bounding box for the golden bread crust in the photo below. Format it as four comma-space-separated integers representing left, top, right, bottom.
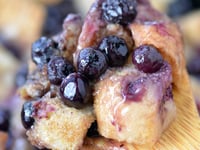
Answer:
129, 4, 185, 87
26, 96, 95, 150
94, 65, 176, 145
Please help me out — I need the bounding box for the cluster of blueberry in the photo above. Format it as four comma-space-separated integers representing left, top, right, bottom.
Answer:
20, 0, 165, 133
31, 35, 129, 109
20, 35, 130, 129
19, 0, 138, 131
30, 38, 164, 108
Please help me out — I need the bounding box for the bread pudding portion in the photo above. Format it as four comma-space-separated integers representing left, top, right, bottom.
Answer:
19, 0, 185, 149
75, 0, 179, 146
23, 95, 95, 149
94, 63, 175, 145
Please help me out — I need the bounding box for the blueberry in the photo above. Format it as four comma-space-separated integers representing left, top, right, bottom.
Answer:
42, 0, 77, 36
132, 45, 164, 73
15, 64, 28, 87
48, 56, 75, 85
31, 37, 60, 66
86, 121, 99, 137
0, 109, 10, 132
98, 36, 129, 67
60, 73, 91, 109
167, 0, 193, 17
122, 78, 146, 102
21, 101, 35, 129
102, 0, 137, 25
187, 56, 200, 76
77, 48, 108, 80
167, 0, 200, 18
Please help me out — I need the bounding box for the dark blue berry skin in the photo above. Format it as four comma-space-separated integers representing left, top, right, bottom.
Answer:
15, 64, 28, 87
47, 56, 75, 85
167, 0, 193, 18
86, 121, 99, 137
187, 56, 200, 76
167, 0, 200, 18
42, 0, 76, 37
77, 48, 108, 80
60, 73, 91, 109
31, 37, 60, 66
0, 109, 10, 132
21, 101, 35, 129
98, 36, 129, 67
102, 0, 137, 25
132, 45, 164, 73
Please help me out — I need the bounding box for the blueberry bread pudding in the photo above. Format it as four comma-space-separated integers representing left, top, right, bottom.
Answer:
20, 0, 186, 149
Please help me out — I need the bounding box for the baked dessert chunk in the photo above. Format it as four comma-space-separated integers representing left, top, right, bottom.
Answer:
20, 14, 95, 149
20, 0, 186, 149
23, 95, 94, 149
128, 1, 185, 85
94, 63, 175, 145
20, 14, 82, 100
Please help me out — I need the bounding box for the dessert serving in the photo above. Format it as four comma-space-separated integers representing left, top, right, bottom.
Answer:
17, 0, 200, 149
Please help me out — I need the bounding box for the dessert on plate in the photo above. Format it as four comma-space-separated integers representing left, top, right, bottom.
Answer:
18, 0, 198, 149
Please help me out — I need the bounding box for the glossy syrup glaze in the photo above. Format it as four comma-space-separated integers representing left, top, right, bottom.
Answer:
94, 61, 174, 144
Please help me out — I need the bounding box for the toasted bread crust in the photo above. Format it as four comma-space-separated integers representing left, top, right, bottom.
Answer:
27, 96, 95, 150
129, 4, 185, 86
